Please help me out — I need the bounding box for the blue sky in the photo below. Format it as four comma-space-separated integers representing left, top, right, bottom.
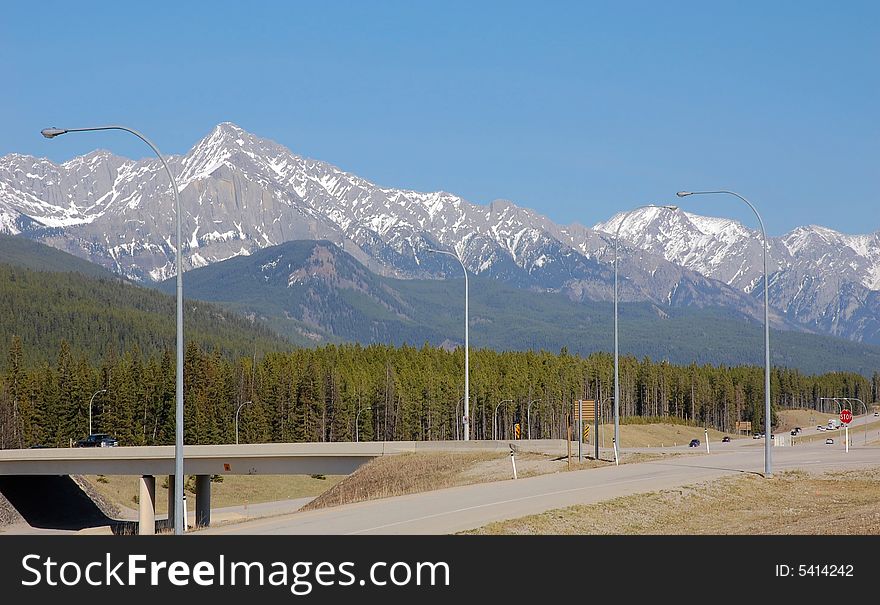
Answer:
2, 1, 877, 235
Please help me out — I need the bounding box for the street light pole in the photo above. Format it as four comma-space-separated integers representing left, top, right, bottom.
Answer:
494, 399, 512, 440
356, 406, 372, 443
235, 400, 253, 445
677, 190, 772, 477
88, 389, 106, 436
427, 248, 469, 440
527, 399, 541, 440
42, 125, 187, 533
613, 204, 678, 453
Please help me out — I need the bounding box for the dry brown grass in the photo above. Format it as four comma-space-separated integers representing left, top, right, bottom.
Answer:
302, 450, 678, 511
83, 474, 345, 515
303, 451, 504, 510
596, 423, 738, 447
465, 466, 880, 535
777, 409, 832, 432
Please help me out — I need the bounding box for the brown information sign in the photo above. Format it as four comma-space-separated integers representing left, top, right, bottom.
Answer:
574, 400, 596, 423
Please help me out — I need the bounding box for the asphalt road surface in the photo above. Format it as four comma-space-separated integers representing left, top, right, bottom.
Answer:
200, 439, 880, 535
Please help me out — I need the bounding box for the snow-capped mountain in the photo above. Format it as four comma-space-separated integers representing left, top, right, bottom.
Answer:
595, 208, 880, 343
0, 123, 877, 343
0, 123, 758, 311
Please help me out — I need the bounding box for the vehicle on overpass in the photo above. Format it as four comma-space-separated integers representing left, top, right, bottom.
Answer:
74, 433, 118, 448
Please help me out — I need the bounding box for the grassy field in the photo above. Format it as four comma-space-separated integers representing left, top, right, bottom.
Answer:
464, 466, 880, 535
303, 450, 677, 511
773, 408, 871, 432
777, 409, 833, 431
598, 422, 740, 448
83, 474, 345, 515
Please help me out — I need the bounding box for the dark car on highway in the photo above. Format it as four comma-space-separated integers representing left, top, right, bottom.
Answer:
688, 439, 700, 447
721, 436, 731, 443
74, 433, 118, 448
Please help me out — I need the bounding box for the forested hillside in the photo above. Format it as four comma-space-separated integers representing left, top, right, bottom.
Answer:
0, 233, 114, 278
1, 339, 875, 449
0, 262, 290, 365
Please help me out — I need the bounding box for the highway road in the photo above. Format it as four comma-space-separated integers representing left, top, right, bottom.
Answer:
200, 439, 880, 535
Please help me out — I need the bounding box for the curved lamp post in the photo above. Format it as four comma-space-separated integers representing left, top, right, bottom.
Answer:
355, 406, 372, 443
613, 204, 678, 453
833, 397, 869, 445
42, 125, 186, 532
493, 399, 512, 440
427, 247, 470, 440
677, 190, 772, 477
88, 389, 106, 436
526, 398, 541, 440
819, 397, 842, 415
235, 400, 253, 445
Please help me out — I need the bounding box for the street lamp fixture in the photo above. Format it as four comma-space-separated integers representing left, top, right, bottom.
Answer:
355, 406, 373, 443
235, 400, 253, 445
427, 247, 470, 441
493, 399, 513, 440
41, 128, 68, 138
42, 125, 187, 532
88, 389, 106, 436
612, 204, 678, 453
676, 190, 772, 477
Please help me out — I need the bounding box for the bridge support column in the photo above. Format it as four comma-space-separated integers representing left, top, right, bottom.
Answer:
166, 475, 175, 523
195, 474, 211, 528
138, 475, 156, 535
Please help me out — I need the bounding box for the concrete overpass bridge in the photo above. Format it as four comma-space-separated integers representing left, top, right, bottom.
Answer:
0, 440, 555, 534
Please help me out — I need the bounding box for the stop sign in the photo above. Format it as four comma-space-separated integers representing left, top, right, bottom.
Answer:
840, 409, 853, 424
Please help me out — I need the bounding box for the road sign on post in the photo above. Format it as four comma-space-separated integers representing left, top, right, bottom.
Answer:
735, 421, 752, 434
514, 423, 521, 439
582, 424, 590, 442
573, 400, 597, 423
840, 409, 852, 424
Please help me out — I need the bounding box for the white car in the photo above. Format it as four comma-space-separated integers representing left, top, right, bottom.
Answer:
825, 438, 834, 445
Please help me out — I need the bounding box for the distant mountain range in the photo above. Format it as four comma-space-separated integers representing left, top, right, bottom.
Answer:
595, 208, 880, 343
1, 122, 878, 346
156, 239, 880, 375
